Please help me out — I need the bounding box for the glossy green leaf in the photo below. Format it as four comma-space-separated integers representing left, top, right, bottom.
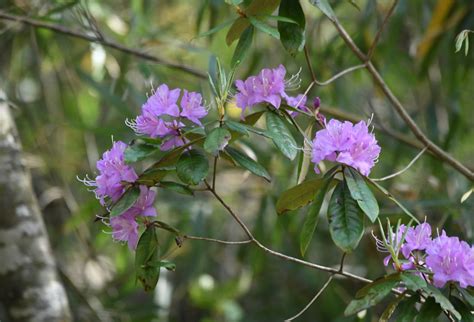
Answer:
276, 178, 326, 215
344, 167, 379, 222
231, 25, 254, 68
345, 274, 400, 316
401, 273, 427, 292
135, 226, 161, 292
327, 180, 364, 252
225, 146, 271, 181
176, 150, 209, 185
204, 127, 232, 155
309, 0, 336, 22
278, 0, 305, 56
159, 181, 194, 196
124, 143, 158, 163
266, 111, 297, 160
225, 119, 269, 137
248, 16, 280, 39
109, 186, 140, 217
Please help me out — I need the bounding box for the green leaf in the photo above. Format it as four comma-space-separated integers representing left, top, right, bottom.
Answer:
124, 143, 158, 163
154, 220, 181, 235
135, 226, 161, 292
344, 167, 379, 222
176, 150, 209, 185
423, 285, 461, 320
276, 178, 327, 215
380, 295, 404, 322
231, 25, 254, 68
257, 15, 298, 24
327, 180, 364, 252
225, 120, 270, 137
137, 169, 169, 185
451, 297, 474, 322
225, 146, 271, 181
248, 16, 280, 39
159, 181, 194, 196
156, 260, 176, 271
278, 0, 305, 56
309, 0, 336, 22
416, 297, 442, 321
395, 295, 420, 322
401, 273, 427, 292
266, 112, 297, 160
299, 168, 339, 256
344, 274, 400, 316
197, 18, 237, 38
204, 127, 232, 155
456, 285, 474, 308
109, 186, 140, 217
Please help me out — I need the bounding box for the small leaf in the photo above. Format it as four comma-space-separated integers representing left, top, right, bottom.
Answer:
176, 150, 209, 185
380, 295, 404, 322
344, 167, 379, 222
225, 146, 271, 181
231, 25, 254, 68
156, 260, 176, 271
204, 127, 232, 155
327, 180, 364, 252
109, 186, 140, 217
266, 111, 297, 160
159, 181, 194, 196
248, 16, 280, 39
124, 143, 158, 163
344, 274, 400, 316
197, 18, 237, 38
299, 167, 339, 256
297, 123, 313, 184
460, 187, 473, 203
135, 226, 161, 291
455, 30, 468, 53
276, 178, 328, 215
278, 0, 306, 56
309, 0, 336, 22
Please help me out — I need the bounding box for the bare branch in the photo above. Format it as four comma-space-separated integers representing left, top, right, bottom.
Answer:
0, 11, 206, 79
315, 64, 366, 86
367, 0, 399, 61
371, 146, 428, 181
183, 235, 252, 245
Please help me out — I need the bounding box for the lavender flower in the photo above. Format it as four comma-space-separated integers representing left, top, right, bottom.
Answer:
311, 119, 381, 176
401, 223, 432, 258
110, 213, 139, 250
180, 90, 208, 125
234, 65, 307, 115
143, 84, 181, 117
425, 231, 474, 288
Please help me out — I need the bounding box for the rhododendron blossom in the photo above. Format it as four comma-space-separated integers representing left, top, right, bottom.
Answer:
311, 119, 381, 176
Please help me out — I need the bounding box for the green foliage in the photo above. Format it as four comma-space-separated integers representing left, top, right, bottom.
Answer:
109, 186, 141, 217
265, 111, 297, 160
135, 226, 161, 291
343, 167, 379, 222
277, 0, 305, 56
225, 146, 271, 181
231, 26, 254, 68
176, 150, 210, 185
276, 178, 326, 214
204, 127, 232, 155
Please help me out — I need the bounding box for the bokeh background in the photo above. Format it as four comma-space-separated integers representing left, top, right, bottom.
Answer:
0, 0, 473, 321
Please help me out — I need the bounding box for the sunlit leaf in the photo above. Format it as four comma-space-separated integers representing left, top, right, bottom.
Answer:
266, 111, 297, 160
248, 16, 280, 39
309, 0, 336, 22
344, 167, 379, 222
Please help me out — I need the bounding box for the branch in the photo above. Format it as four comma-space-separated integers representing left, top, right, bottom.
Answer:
0, 11, 206, 79
183, 235, 252, 245
330, 19, 474, 181
366, 0, 399, 61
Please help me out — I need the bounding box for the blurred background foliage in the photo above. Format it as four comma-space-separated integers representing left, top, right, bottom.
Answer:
0, 0, 473, 321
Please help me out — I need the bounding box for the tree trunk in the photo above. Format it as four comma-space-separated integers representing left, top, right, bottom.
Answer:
0, 101, 72, 322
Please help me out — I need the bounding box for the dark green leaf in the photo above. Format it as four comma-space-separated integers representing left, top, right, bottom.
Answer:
248, 16, 280, 39
137, 169, 169, 185
225, 119, 269, 137
457, 286, 474, 308
159, 181, 194, 196
225, 146, 271, 181
345, 274, 400, 316
278, 0, 305, 56
380, 295, 404, 322
276, 178, 327, 215
204, 127, 232, 155
231, 25, 254, 68
176, 150, 209, 185
266, 112, 297, 160
135, 226, 161, 291
109, 186, 140, 217
327, 180, 364, 252
124, 143, 158, 163
416, 297, 442, 321
309, 0, 336, 22
257, 15, 298, 24
395, 295, 420, 322
401, 273, 427, 292
451, 297, 474, 322
423, 285, 461, 320
156, 260, 177, 271
344, 167, 379, 222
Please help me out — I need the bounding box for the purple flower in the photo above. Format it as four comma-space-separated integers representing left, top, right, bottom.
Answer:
401, 223, 432, 258
134, 107, 173, 138
143, 84, 180, 117
311, 119, 381, 176
84, 141, 138, 205
234, 65, 307, 115
425, 231, 474, 288
110, 213, 139, 250
180, 90, 208, 125
129, 185, 157, 217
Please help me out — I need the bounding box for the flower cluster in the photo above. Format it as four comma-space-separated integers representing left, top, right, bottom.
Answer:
82, 141, 157, 250
311, 119, 381, 176
127, 84, 208, 151
234, 65, 307, 115
375, 222, 474, 289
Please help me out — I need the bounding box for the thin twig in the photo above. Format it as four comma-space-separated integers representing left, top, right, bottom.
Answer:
371, 146, 428, 181
315, 64, 366, 86
284, 275, 334, 321
366, 0, 399, 61
212, 156, 218, 190
184, 235, 252, 245
304, 45, 317, 82
331, 19, 474, 181
0, 11, 206, 79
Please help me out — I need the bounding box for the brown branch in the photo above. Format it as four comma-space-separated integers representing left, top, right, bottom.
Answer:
0, 11, 206, 79
367, 0, 399, 61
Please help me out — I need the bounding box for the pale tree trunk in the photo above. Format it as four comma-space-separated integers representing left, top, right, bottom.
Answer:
0, 101, 72, 322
